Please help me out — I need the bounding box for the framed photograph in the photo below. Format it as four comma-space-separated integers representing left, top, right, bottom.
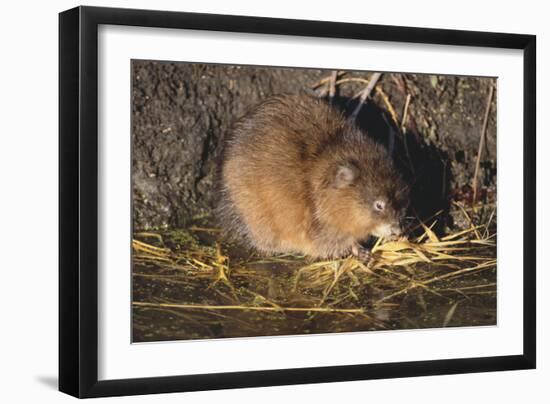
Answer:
59, 6, 536, 398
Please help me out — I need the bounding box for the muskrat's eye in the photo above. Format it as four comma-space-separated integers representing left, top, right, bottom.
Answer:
374, 200, 385, 212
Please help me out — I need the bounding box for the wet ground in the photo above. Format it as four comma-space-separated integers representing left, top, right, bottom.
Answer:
132, 211, 496, 343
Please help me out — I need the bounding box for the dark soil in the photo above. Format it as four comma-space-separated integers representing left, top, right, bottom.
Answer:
132, 61, 496, 230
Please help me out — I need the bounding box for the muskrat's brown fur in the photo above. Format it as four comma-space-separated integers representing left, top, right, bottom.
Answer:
217, 94, 409, 259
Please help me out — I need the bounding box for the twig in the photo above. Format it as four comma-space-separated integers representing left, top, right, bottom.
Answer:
435, 282, 497, 293
484, 207, 497, 239
329, 70, 338, 104
335, 77, 369, 86
453, 201, 483, 240
472, 84, 495, 204
189, 226, 222, 233
375, 260, 496, 305
376, 87, 400, 125
309, 71, 345, 89
400, 94, 416, 174
133, 301, 365, 314
422, 260, 496, 285
350, 72, 382, 121
134, 232, 165, 245
442, 301, 460, 327
401, 94, 412, 132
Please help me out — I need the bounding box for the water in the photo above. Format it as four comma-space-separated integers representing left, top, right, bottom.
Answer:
132, 225, 496, 343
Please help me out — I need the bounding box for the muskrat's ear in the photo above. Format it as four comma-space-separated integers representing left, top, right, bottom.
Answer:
335, 163, 358, 188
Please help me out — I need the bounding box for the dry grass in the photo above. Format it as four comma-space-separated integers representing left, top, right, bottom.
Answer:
132, 202, 496, 320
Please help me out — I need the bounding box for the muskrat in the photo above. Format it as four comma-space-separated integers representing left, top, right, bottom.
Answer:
217, 93, 410, 260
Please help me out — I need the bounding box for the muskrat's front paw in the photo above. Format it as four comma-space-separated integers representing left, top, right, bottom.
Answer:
351, 245, 372, 264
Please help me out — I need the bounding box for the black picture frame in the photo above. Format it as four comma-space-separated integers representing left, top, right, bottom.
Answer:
59, 5, 536, 398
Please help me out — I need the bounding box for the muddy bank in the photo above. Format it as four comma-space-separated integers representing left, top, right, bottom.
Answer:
132, 61, 496, 230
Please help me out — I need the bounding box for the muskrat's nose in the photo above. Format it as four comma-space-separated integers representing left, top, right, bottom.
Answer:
390, 224, 403, 238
